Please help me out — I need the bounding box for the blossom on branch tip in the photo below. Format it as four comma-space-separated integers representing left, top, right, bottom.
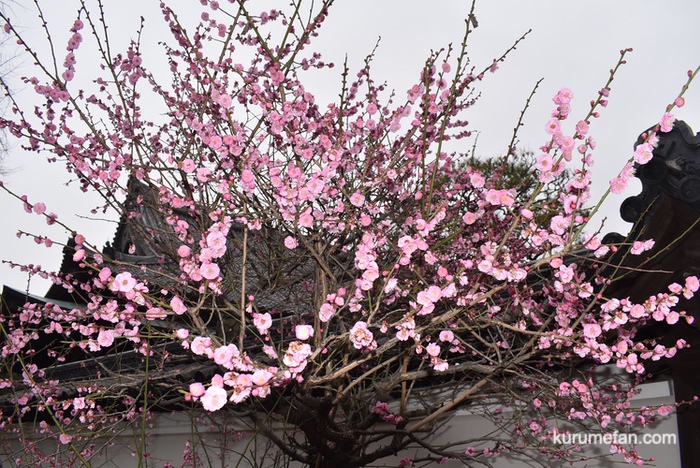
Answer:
554, 87, 574, 105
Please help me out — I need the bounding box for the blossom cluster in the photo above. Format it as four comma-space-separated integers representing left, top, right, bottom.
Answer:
0, 2, 697, 467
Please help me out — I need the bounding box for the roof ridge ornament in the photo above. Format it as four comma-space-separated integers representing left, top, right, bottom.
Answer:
621, 120, 700, 224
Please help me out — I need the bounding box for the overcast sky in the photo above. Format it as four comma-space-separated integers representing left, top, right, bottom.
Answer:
2, 0, 700, 295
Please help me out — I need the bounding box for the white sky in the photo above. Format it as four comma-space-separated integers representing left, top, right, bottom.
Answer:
2, 0, 700, 294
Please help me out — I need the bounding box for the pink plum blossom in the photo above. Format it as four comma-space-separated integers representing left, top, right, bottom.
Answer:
201, 385, 228, 412
659, 112, 675, 132
462, 212, 477, 225
284, 236, 298, 249
609, 177, 627, 194
146, 307, 166, 320
170, 296, 187, 315
181, 158, 196, 173
426, 343, 440, 357
633, 142, 654, 164
545, 118, 560, 135
72, 249, 86, 262
575, 120, 589, 136
98, 267, 112, 283
253, 313, 273, 334
319, 303, 335, 322
189, 382, 206, 398
350, 321, 376, 350
251, 369, 274, 386
33, 202, 46, 215
217, 93, 232, 107
199, 262, 221, 280
295, 324, 314, 340
582, 323, 602, 339
97, 330, 114, 347
439, 330, 454, 342
196, 167, 211, 182
110, 272, 136, 293
191, 336, 213, 356
349, 192, 365, 207
630, 239, 654, 255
